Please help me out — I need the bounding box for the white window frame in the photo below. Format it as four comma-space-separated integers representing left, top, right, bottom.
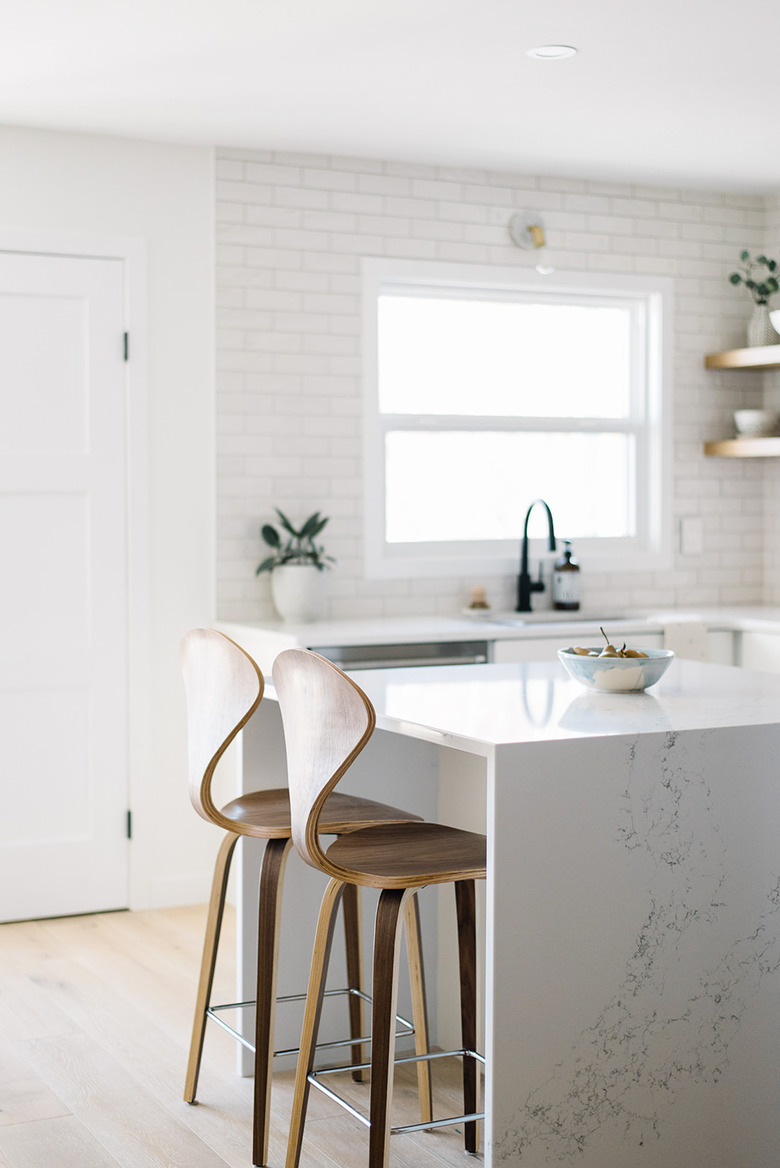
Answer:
362, 257, 673, 581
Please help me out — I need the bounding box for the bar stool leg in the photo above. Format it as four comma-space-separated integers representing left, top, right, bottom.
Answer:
285, 877, 346, 1168
455, 879, 478, 1154
404, 893, 432, 1124
369, 887, 415, 1168
342, 882, 367, 1083
252, 837, 293, 1167
184, 831, 240, 1104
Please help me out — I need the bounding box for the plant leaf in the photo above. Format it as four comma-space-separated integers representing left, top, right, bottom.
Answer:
255, 555, 278, 574
299, 512, 322, 539
261, 524, 281, 547
274, 508, 299, 537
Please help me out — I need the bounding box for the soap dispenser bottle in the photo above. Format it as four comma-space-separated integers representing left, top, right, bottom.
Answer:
552, 541, 580, 611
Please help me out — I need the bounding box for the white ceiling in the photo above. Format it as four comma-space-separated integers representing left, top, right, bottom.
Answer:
2, 0, 777, 192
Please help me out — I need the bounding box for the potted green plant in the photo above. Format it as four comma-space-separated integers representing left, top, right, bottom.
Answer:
728, 251, 780, 346
256, 509, 335, 622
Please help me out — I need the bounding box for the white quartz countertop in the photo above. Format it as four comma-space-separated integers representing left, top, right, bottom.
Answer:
220, 606, 780, 650
265, 657, 780, 756
221, 613, 662, 648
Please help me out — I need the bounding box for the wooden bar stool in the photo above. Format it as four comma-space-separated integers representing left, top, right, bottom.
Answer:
272, 647, 487, 1168
180, 629, 432, 1167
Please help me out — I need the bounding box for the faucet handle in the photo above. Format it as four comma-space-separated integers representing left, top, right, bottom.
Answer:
531, 561, 545, 593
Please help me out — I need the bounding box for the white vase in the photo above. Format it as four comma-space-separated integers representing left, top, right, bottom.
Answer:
271, 564, 327, 622
747, 303, 780, 347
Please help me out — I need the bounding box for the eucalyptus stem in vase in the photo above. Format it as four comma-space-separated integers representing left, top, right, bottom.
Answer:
728, 250, 780, 347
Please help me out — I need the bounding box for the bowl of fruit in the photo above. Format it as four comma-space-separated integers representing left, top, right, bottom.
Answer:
558, 628, 675, 693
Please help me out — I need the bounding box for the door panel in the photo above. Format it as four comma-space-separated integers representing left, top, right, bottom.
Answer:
0, 251, 129, 921
0, 291, 88, 450
0, 494, 90, 640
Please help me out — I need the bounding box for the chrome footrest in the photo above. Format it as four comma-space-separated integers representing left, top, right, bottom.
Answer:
308, 1047, 486, 1134
205, 986, 415, 1058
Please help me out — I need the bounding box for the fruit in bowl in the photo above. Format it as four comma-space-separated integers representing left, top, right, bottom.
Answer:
558, 628, 674, 693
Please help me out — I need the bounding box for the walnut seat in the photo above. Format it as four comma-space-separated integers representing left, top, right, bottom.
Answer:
324, 821, 486, 888
219, 789, 422, 837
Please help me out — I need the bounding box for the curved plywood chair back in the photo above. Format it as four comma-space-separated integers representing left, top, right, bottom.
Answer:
272, 648, 376, 873
180, 628, 264, 827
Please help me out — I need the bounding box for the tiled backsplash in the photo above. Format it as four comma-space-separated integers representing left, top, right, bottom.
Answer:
216, 147, 774, 622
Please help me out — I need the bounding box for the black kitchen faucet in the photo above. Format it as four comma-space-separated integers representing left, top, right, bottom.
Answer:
516, 498, 557, 612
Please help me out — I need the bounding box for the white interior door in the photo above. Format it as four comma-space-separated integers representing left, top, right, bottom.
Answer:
0, 250, 129, 921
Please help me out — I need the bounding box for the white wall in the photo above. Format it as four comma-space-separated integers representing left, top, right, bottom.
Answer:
0, 124, 216, 908
214, 148, 773, 622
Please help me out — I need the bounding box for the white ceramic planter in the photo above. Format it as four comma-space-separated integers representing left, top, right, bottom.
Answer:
271, 563, 327, 622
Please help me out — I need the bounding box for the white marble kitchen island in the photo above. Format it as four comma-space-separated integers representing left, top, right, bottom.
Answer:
228, 648, 780, 1168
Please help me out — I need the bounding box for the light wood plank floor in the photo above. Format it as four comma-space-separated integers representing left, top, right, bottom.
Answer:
0, 906, 482, 1168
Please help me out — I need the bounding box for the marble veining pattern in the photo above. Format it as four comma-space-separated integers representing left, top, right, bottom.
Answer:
496, 731, 780, 1163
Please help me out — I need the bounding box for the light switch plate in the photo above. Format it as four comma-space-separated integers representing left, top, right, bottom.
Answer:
680, 517, 704, 556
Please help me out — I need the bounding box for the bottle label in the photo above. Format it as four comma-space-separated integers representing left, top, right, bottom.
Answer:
553, 571, 580, 604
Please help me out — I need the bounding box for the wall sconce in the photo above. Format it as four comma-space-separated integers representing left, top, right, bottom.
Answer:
509, 211, 554, 274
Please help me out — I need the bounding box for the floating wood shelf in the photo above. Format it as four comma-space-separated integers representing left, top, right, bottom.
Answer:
704, 437, 780, 457
704, 345, 780, 370
703, 346, 780, 455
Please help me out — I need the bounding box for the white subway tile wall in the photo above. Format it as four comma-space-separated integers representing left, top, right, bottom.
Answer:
216, 148, 773, 622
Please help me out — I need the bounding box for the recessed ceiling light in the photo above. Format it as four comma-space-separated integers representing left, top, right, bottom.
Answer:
527, 45, 578, 60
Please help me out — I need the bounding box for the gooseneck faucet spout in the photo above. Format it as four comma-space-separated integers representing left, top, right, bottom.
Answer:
516, 498, 557, 613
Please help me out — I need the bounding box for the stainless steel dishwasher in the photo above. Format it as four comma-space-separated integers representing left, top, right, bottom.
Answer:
311, 639, 489, 670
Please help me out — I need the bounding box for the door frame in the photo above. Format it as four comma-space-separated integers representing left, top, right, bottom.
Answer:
0, 229, 149, 910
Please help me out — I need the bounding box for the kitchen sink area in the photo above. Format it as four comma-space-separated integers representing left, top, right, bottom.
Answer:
486, 611, 628, 626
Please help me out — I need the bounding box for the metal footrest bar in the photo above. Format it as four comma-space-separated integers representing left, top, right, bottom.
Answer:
307, 1047, 486, 1134
391, 1111, 484, 1137
206, 1003, 255, 1051
204, 987, 415, 1059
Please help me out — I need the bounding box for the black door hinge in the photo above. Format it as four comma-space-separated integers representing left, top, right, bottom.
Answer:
126, 810, 132, 840
123, 332, 129, 361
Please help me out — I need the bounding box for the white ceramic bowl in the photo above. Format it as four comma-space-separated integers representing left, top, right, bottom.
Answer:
557, 647, 675, 693
734, 409, 780, 438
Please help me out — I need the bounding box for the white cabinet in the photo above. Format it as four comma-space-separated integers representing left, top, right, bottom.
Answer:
707, 630, 736, 665
737, 631, 780, 673
493, 631, 664, 665
492, 636, 567, 664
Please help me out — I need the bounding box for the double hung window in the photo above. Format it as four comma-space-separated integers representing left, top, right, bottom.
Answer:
362, 259, 672, 579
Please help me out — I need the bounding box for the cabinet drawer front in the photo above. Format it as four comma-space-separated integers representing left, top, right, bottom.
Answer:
493, 637, 571, 664
493, 631, 664, 665
738, 631, 780, 673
